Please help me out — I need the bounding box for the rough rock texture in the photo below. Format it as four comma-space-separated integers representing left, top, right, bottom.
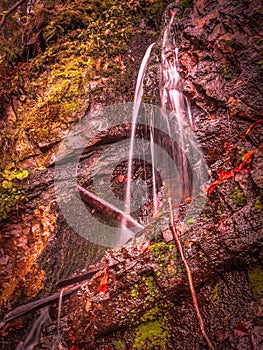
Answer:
60, 0, 262, 348
0, 0, 262, 349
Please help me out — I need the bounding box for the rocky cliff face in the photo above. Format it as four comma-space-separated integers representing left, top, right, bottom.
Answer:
0, 0, 262, 349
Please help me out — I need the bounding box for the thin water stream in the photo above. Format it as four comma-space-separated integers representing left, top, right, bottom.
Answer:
121, 42, 155, 236
52, 288, 64, 350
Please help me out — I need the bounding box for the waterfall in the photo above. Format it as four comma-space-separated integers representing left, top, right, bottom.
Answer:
160, 12, 196, 204
121, 42, 155, 234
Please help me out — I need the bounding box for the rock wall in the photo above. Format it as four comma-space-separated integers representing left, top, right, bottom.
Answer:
0, 0, 262, 349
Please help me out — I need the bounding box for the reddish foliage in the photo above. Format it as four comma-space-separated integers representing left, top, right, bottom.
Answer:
234, 322, 250, 337
89, 314, 96, 323
218, 170, 234, 181
117, 174, 125, 183
217, 220, 228, 234
245, 120, 262, 136
0, 322, 23, 336
234, 321, 258, 350
207, 148, 258, 195
98, 284, 108, 293
98, 267, 109, 293
69, 329, 77, 343
217, 329, 229, 342
183, 196, 193, 203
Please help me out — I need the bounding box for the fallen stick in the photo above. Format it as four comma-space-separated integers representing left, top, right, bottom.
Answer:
168, 198, 215, 350
56, 262, 116, 289
77, 185, 143, 230
0, 0, 27, 29
0, 284, 81, 327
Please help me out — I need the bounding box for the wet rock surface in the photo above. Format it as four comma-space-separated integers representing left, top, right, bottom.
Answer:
0, 0, 262, 349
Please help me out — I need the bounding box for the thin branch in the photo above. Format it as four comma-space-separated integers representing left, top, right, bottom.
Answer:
0, 284, 81, 327
56, 262, 110, 289
168, 198, 215, 350
0, 0, 27, 29
77, 184, 143, 230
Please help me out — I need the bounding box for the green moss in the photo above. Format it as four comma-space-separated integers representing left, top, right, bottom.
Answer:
113, 339, 126, 350
180, 0, 194, 13
141, 306, 160, 322
248, 266, 263, 297
231, 186, 246, 207
237, 146, 246, 155
0, 168, 28, 222
253, 199, 263, 213
133, 316, 168, 350
186, 217, 195, 224
221, 65, 234, 80
149, 241, 175, 259
143, 276, 159, 303
211, 283, 219, 302
1, 0, 164, 168
257, 59, 263, 71
131, 284, 139, 298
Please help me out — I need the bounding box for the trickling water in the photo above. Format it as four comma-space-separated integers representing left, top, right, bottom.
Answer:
150, 114, 158, 216
122, 42, 155, 234
160, 12, 196, 203
52, 288, 64, 350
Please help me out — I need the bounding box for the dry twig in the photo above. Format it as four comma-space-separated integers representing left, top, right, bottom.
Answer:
168, 198, 215, 350
0, 0, 27, 29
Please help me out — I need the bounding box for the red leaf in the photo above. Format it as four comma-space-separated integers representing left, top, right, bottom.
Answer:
12, 322, 23, 330
244, 167, 251, 174
245, 120, 262, 135
98, 284, 108, 293
234, 323, 249, 337
98, 268, 109, 293
69, 329, 77, 342
217, 329, 229, 342
0, 322, 23, 336
177, 277, 182, 284
218, 170, 234, 181
207, 148, 258, 195
217, 220, 228, 234
183, 197, 193, 203
117, 174, 125, 183
207, 181, 220, 195
89, 314, 96, 323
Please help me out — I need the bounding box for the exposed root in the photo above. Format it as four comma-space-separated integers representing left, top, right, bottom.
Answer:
168, 198, 215, 350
